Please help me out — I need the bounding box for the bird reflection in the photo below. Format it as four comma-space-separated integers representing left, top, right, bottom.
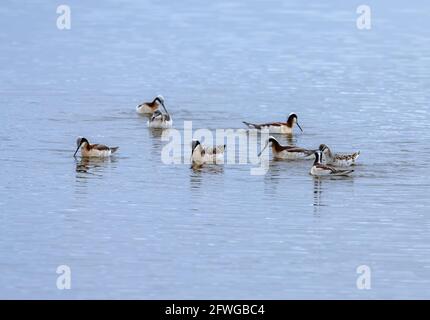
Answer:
313, 177, 323, 217
263, 159, 283, 188
285, 133, 296, 145
75, 157, 116, 176
313, 178, 323, 206
149, 128, 169, 138
190, 165, 224, 190
312, 176, 355, 216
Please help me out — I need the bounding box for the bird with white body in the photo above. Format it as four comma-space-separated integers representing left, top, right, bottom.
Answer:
310, 151, 354, 177
319, 144, 360, 167
147, 96, 172, 129
191, 140, 226, 168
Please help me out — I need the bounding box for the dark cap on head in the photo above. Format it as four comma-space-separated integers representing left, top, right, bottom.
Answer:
76, 137, 88, 147
319, 144, 328, 151
191, 140, 201, 152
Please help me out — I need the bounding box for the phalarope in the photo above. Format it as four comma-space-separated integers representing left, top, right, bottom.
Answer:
243, 112, 303, 134
258, 136, 315, 160
191, 140, 226, 167
74, 137, 119, 158
310, 151, 354, 176
147, 98, 172, 129
319, 144, 360, 167
136, 95, 164, 114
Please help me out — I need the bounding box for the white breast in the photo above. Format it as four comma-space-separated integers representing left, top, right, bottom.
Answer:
192, 146, 225, 166
310, 166, 331, 176
191, 149, 205, 166
147, 119, 173, 129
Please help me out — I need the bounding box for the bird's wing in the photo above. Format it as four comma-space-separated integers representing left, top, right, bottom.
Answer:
205, 145, 226, 155
316, 164, 338, 173
285, 147, 314, 155
243, 121, 287, 129
259, 122, 286, 127
92, 144, 110, 151
334, 151, 360, 161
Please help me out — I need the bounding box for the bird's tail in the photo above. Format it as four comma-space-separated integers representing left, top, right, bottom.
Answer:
243, 121, 256, 129
207, 144, 226, 155
335, 169, 354, 176
304, 149, 318, 158
110, 147, 119, 154
353, 151, 360, 160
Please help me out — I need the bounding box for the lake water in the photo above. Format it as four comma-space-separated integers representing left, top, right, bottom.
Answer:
1, 0, 430, 299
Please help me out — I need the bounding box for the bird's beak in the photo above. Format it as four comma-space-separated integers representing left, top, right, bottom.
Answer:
73, 144, 81, 157
305, 149, 317, 158
258, 140, 270, 157
160, 101, 169, 115
296, 122, 303, 132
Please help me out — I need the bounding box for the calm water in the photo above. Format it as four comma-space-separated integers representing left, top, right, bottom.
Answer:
1, 0, 430, 299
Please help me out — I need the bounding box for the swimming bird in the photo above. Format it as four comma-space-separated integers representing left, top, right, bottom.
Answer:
243, 112, 303, 134
310, 151, 354, 176
136, 95, 165, 114
258, 136, 315, 160
73, 137, 119, 158
147, 98, 172, 129
191, 140, 226, 167
319, 144, 360, 167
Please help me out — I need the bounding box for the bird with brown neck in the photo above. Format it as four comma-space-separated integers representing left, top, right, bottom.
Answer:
136, 95, 165, 114
73, 137, 119, 158
258, 136, 315, 160
243, 112, 303, 134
